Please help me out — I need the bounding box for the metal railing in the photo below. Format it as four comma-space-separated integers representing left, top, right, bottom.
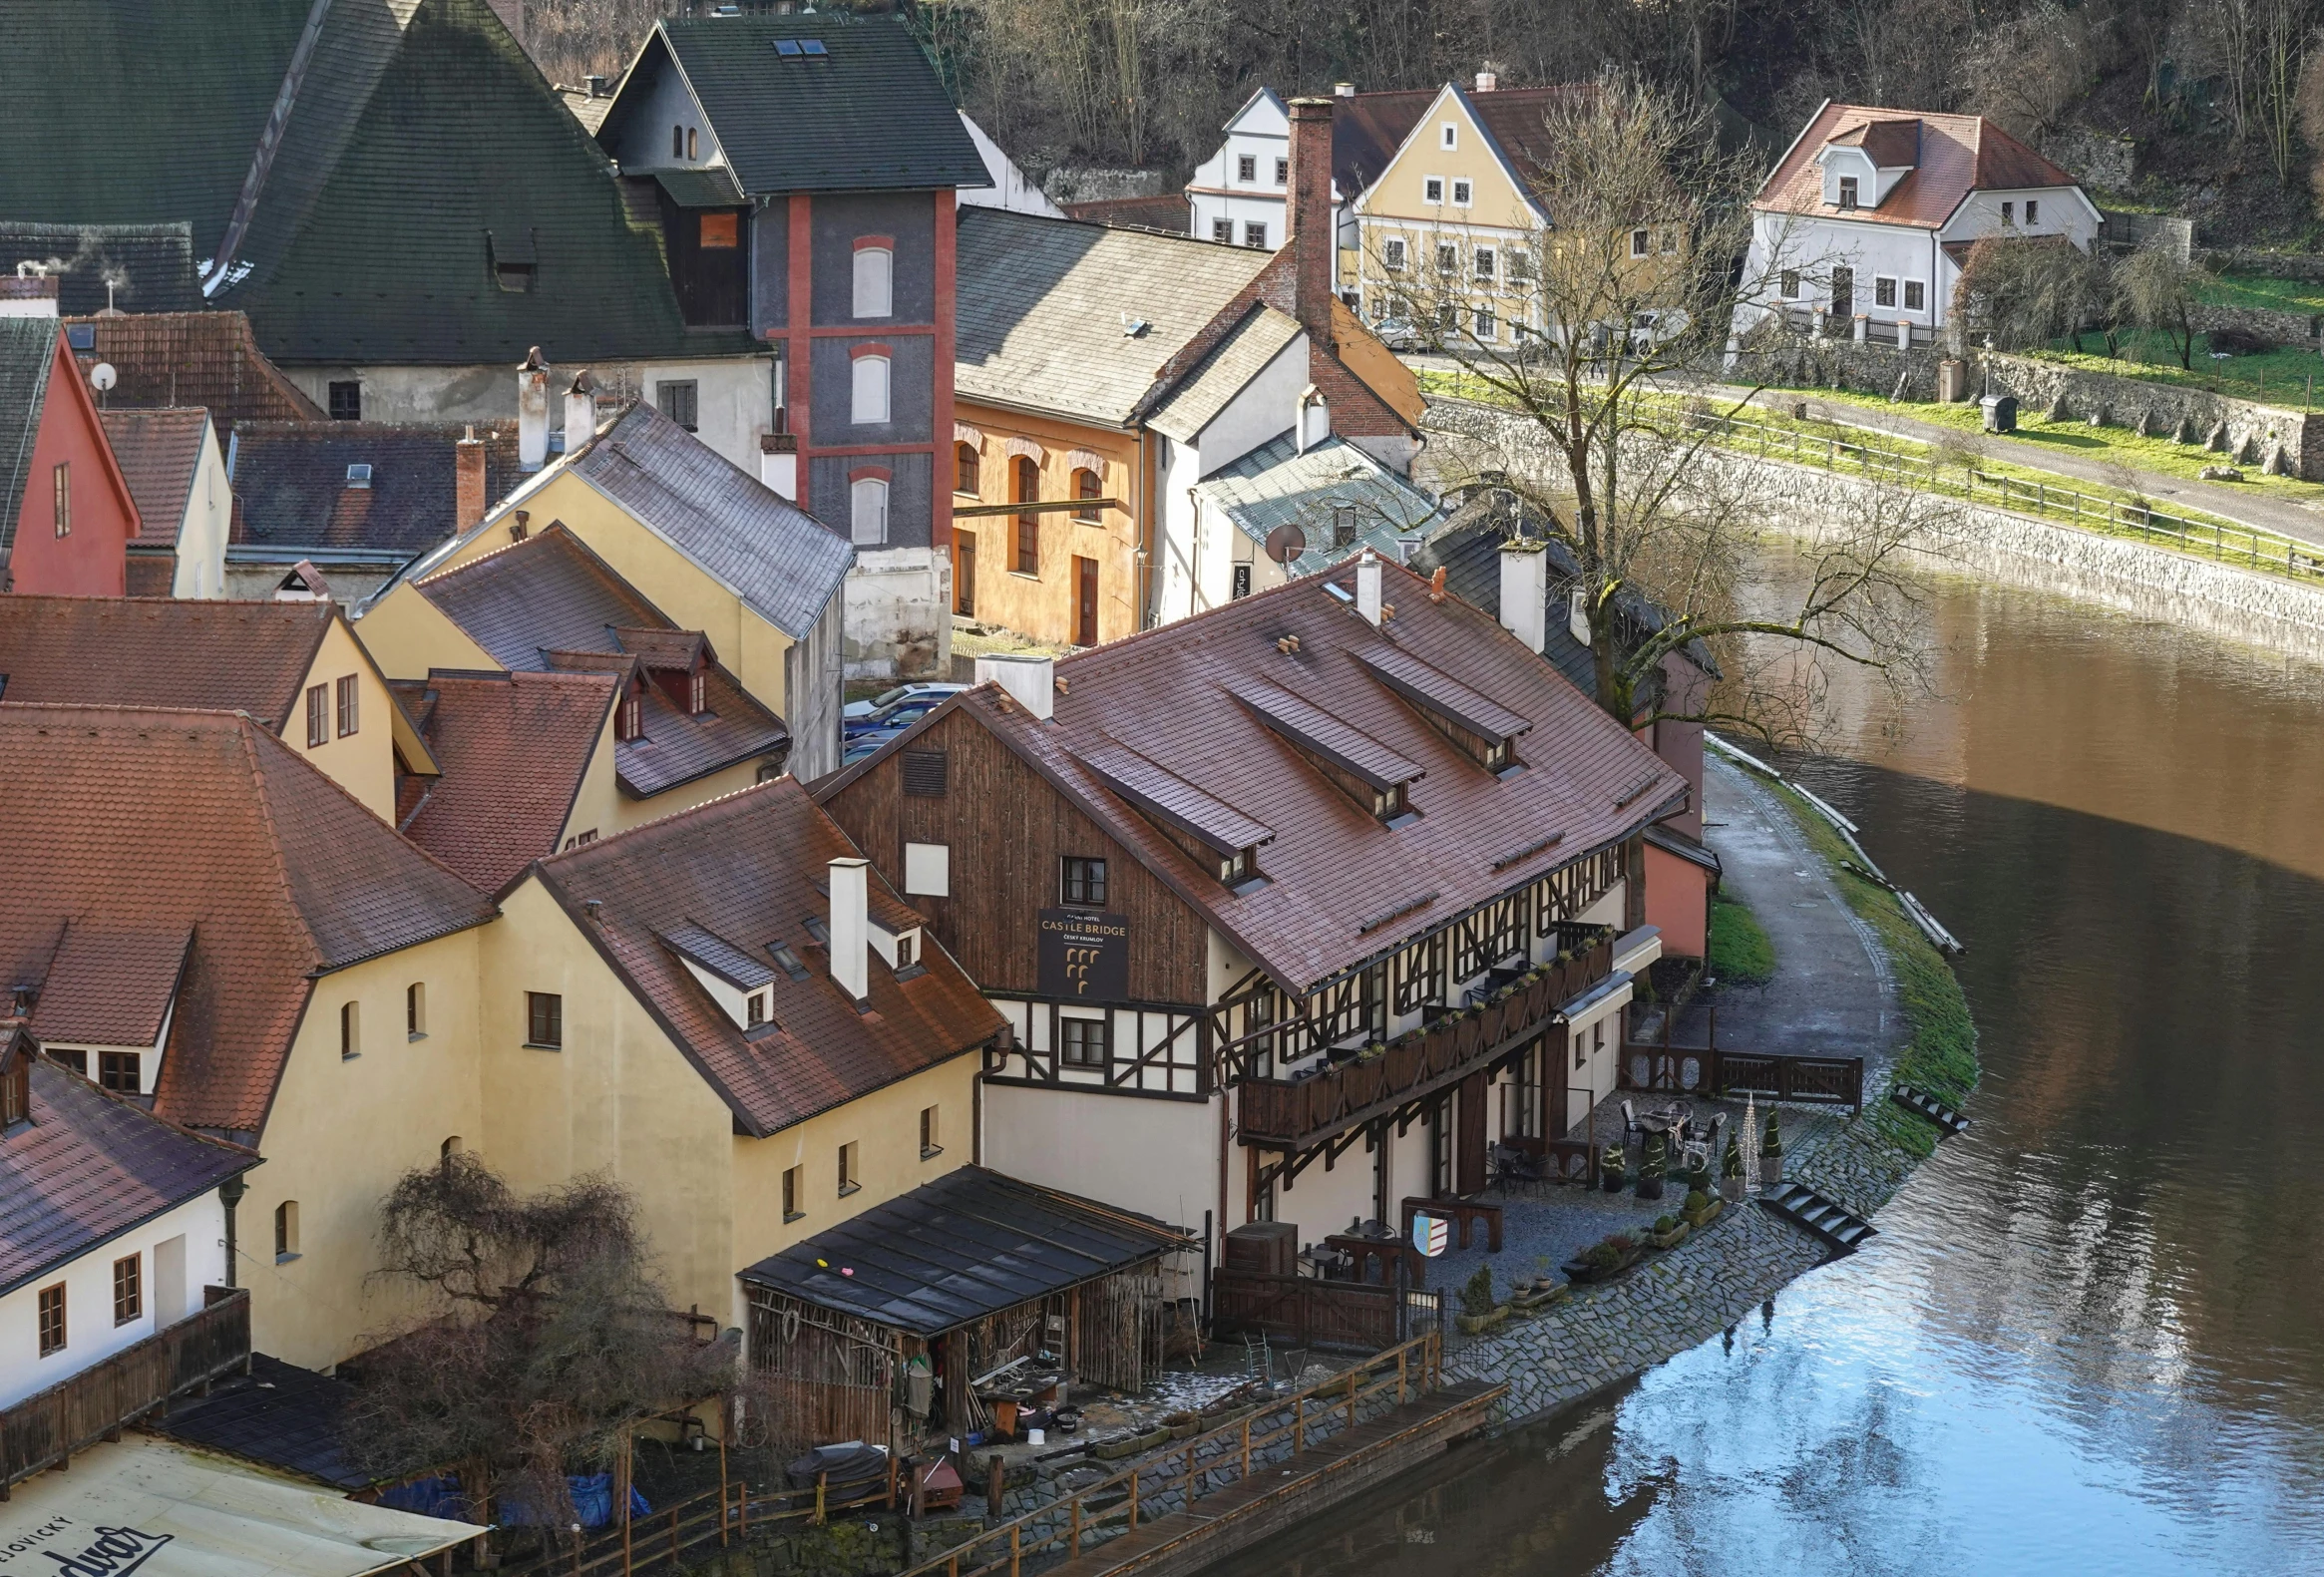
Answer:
0, 1285, 250, 1493
1619, 1044, 1864, 1113
895, 1333, 1448, 1577
1686, 406, 2324, 585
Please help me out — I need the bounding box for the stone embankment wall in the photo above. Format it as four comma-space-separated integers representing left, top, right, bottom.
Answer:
1974, 351, 2324, 480
2189, 302, 2320, 345
1730, 336, 1944, 401
1425, 398, 2324, 663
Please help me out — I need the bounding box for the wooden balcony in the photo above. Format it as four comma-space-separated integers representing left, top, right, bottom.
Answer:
0, 1285, 250, 1494
1238, 937, 1614, 1152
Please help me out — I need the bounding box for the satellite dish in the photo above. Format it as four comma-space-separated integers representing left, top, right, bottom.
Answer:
1264, 524, 1308, 565
89, 363, 117, 393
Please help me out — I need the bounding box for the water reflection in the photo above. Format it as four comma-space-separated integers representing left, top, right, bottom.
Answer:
1207, 573, 2324, 1575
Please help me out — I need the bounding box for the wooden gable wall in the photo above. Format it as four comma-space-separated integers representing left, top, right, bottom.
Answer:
819, 704, 1213, 1005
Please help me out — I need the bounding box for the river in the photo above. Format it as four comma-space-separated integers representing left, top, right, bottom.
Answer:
1206, 563, 2324, 1575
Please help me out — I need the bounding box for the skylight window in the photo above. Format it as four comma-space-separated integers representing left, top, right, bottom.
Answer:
774, 38, 803, 56
345, 463, 372, 489
769, 942, 810, 981
802, 38, 828, 56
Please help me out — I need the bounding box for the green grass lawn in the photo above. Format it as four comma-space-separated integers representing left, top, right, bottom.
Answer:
2028, 329, 2324, 408
1802, 387, 2324, 504
2199, 271, 2324, 315
1707, 891, 1775, 986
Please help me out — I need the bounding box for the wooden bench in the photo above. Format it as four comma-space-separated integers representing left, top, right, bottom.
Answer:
1401, 1196, 1503, 1254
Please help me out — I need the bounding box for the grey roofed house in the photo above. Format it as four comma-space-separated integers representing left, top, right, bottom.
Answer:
1147, 306, 1305, 443
229, 421, 524, 563
1192, 434, 1442, 577
600, 14, 988, 197
0, 222, 201, 316
0, 1027, 255, 1301
954, 208, 1274, 427
558, 402, 854, 639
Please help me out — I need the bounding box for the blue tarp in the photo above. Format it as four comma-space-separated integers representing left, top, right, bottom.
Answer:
433, 1471, 650, 1529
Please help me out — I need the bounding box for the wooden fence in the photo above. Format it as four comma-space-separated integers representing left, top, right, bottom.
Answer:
1209, 1271, 1443, 1353
0, 1285, 249, 1495
893, 1334, 1446, 1577
1620, 1045, 1863, 1112
500, 1467, 903, 1577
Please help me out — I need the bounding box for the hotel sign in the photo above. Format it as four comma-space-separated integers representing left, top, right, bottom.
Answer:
1038, 909, 1130, 1003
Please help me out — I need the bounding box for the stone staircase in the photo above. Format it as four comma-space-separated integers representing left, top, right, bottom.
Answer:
1758, 1181, 1877, 1252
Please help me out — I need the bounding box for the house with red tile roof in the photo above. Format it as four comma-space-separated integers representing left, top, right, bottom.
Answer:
481, 773, 1003, 1336
0, 289, 138, 597
0, 594, 439, 824
817, 552, 1680, 1260
1743, 102, 2101, 341
98, 408, 231, 598
0, 707, 494, 1368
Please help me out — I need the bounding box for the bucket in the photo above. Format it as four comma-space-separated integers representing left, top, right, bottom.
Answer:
1026, 1428, 1045, 1446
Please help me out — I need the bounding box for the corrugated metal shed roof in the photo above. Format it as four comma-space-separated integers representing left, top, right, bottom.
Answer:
737, 1166, 1189, 1336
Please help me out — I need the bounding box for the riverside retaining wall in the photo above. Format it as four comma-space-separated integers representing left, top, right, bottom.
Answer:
1976, 351, 2324, 479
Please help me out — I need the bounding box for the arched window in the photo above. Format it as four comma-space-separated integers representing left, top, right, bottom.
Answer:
686, 127, 698, 161
1070, 467, 1102, 523
956, 442, 980, 496
671, 124, 683, 159
1013, 456, 1041, 574
851, 354, 890, 425
851, 476, 889, 546
853, 245, 894, 318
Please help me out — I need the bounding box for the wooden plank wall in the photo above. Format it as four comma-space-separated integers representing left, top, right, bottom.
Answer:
821, 706, 1212, 1003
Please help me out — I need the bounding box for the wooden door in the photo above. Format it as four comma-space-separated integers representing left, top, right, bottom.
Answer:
1074, 555, 1098, 645
955, 530, 976, 616
1456, 1071, 1488, 1196
1830, 266, 1854, 319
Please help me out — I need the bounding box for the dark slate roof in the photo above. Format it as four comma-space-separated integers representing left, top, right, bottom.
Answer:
1411, 486, 1719, 698
614, 16, 987, 196
533, 776, 1002, 1136
409, 525, 792, 799
0, 0, 721, 366
100, 408, 210, 548
229, 421, 522, 561
736, 1166, 1188, 1335
154, 1353, 366, 1490
0, 1043, 254, 1298
0, 319, 60, 564
0, 223, 201, 315
653, 169, 747, 208
0, 708, 495, 1132
561, 403, 853, 638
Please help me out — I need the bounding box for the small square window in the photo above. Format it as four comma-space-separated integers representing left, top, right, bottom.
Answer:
328, 381, 362, 421
113, 1255, 141, 1326
1903, 279, 1926, 310
526, 991, 564, 1048
335, 673, 359, 737
99, 1051, 141, 1093
1243, 221, 1267, 248
699, 211, 739, 248
1383, 238, 1406, 271
1423, 177, 1444, 204
1273, 157, 1288, 185
37, 1285, 65, 1357
657, 380, 699, 433
1450, 179, 1472, 206
1780, 269, 1801, 300
1059, 1015, 1111, 1067
1237, 154, 1256, 183
1212, 218, 1232, 242
1061, 856, 1108, 907
1875, 276, 1897, 308
1630, 228, 1650, 257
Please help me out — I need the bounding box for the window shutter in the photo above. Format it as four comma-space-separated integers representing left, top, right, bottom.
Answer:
902, 749, 948, 796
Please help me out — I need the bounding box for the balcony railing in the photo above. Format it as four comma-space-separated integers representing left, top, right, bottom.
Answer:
0, 1285, 250, 1492
1238, 938, 1613, 1151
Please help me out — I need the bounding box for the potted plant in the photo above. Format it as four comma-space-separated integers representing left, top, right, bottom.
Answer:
1683, 1186, 1723, 1229
1637, 1130, 1667, 1202
1760, 1108, 1784, 1187
1647, 1213, 1689, 1250
1721, 1132, 1745, 1203
1562, 1233, 1637, 1284
1600, 1142, 1626, 1193
1682, 1149, 1714, 1196
1454, 1264, 1507, 1335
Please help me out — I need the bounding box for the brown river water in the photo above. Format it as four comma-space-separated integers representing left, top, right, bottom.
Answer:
1205, 562, 2324, 1574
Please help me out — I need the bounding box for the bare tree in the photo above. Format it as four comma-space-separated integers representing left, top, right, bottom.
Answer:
346, 1157, 730, 1528
1384, 74, 1945, 746
1959, 2, 2107, 141
1949, 234, 2116, 351
2117, 243, 2211, 368
2258, 0, 2316, 184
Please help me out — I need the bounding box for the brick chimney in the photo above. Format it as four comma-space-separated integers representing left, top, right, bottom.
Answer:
456, 426, 487, 532
1287, 96, 1336, 349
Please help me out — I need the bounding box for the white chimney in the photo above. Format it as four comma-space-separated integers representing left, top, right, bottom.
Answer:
827, 857, 870, 1006
1474, 69, 1498, 92
975, 653, 1054, 721
1498, 539, 1548, 652
1356, 550, 1382, 625
760, 432, 799, 501
1334, 81, 1356, 98
564, 369, 597, 449
0, 274, 60, 318
517, 346, 550, 473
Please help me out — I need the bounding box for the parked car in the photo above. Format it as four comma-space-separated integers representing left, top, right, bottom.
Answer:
841, 729, 907, 767
841, 682, 967, 731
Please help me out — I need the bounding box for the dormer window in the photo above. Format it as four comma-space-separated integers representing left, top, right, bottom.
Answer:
616, 686, 642, 742
1220, 846, 1262, 886
0, 1043, 26, 1127
746, 991, 768, 1028
1837, 176, 1859, 209
896, 933, 917, 971
1372, 782, 1408, 821
1483, 739, 1513, 772
869, 918, 924, 975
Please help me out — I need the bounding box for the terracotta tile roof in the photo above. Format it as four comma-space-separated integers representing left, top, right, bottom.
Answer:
125, 556, 176, 595
0, 595, 333, 732
1754, 103, 2082, 229
390, 669, 617, 894
0, 707, 495, 1133
0, 1039, 255, 1298
64, 312, 324, 432
823, 558, 1686, 991
535, 776, 1001, 1136
26, 922, 194, 1048
411, 526, 792, 797
230, 421, 521, 560
100, 408, 211, 548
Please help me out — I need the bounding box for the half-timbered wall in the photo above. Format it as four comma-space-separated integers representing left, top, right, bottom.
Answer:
984, 994, 1210, 1097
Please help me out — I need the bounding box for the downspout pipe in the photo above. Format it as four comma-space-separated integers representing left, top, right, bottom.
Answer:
219, 1175, 247, 1290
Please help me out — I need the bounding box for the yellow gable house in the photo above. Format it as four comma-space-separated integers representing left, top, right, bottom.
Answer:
476, 775, 1003, 1331
358, 401, 856, 782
